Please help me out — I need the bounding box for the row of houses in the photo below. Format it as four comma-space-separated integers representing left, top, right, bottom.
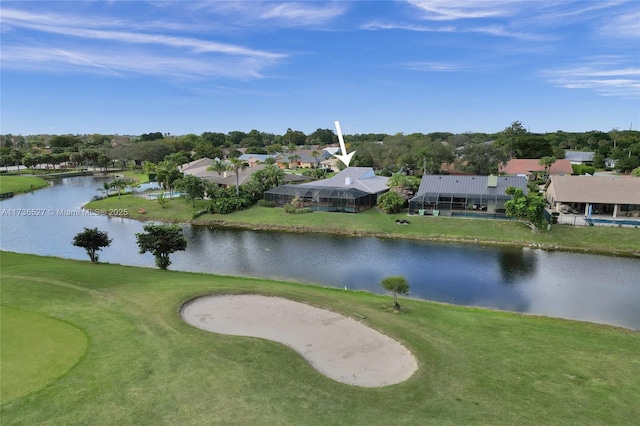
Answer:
263, 166, 639, 224
179, 152, 639, 225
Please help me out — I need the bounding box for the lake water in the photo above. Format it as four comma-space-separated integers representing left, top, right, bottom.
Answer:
1, 176, 639, 329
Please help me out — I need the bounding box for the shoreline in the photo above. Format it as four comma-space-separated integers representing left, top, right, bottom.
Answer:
91, 207, 640, 258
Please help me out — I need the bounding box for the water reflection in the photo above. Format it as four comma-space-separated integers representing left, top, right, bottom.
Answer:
1, 177, 639, 329
499, 248, 537, 284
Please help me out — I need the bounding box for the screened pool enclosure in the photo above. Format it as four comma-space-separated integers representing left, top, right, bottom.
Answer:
408, 175, 528, 216
408, 191, 514, 215
264, 185, 379, 213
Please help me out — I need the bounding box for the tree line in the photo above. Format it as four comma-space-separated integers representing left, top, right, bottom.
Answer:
2, 122, 639, 174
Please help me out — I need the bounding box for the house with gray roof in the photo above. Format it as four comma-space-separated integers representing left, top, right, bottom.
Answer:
408, 174, 528, 216
264, 167, 389, 213
544, 175, 640, 219
564, 151, 595, 165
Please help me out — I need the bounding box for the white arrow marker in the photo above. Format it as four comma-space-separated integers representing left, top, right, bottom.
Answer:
334, 120, 356, 168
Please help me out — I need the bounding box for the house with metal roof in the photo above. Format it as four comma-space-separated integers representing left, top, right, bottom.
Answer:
564, 151, 595, 165
544, 175, 640, 219
408, 174, 528, 216
264, 167, 389, 213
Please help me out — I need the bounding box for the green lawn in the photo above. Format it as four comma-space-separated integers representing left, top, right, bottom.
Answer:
0, 176, 49, 194
112, 169, 149, 183
85, 195, 640, 256
1, 251, 639, 425
0, 306, 88, 404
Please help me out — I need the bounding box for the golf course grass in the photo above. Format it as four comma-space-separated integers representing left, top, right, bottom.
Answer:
1, 251, 638, 425
0, 306, 88, 404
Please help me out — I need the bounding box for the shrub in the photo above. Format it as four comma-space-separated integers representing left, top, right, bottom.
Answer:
257, 199, 276, 207
378, 191, 405, 214
207, 187, 254, 214
301, 168, 327, 179
572, 164, 595, 175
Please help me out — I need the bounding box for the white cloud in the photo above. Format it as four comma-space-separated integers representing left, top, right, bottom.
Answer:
542, 58, 640, 98
401, 61, 463, 72
258, 2, 347, 26
406, 0, 521, 21
0, 45, 271, 80
0, 7, 286, 79
597, 9, 640, 39
2, 9, 284, 60
361, 20, 544, 41
195, 1, 346, 27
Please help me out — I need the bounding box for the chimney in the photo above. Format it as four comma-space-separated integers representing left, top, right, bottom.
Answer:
345, 176, 352, 185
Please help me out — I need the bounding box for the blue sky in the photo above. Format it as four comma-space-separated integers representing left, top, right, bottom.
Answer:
1, 1, 639, 136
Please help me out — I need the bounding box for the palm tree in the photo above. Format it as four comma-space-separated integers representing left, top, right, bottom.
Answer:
110, 179, 127, 199
539, 156, 557, 180
156, 192, 167, 208
164, 152, 189, 166
228, 158, 248, 195
207, 159, 229, 176
263, 164, 285, 189
311, 150, 320, 168
287, 154, 300, 169
102, 181, 111, 197
156, 160, 183, 197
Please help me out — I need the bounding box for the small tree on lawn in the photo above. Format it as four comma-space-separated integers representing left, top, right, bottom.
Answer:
504, 186, 547, 231
135, 224, 187, 270
72, 227, 112, 263
156, 192, 168, 208
381, 276, 410, 311
174, 174, 205, 207
110, 179, 127, 199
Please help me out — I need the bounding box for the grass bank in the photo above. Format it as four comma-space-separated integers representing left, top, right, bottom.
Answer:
0, 175, 49, 194
1, 251, 638, 425
85, 194, 640, 257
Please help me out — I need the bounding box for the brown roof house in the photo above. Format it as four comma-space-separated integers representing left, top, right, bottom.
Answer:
500, 158, 573, 180
180, 158, 312, 189
544, 175, 640, 220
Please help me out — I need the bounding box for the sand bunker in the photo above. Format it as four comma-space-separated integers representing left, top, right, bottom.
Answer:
181, 295, 418, 387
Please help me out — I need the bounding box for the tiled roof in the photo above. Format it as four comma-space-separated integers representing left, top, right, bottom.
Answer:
179, 157, 214, 173
238, 154, 276, 163
501, 159, 573, 175
547, 175, 640, 204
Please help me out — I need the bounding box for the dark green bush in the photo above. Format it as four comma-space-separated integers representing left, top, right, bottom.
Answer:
377, 190, 405, 214
207, 187, 255, 214
571, 164, 595, 175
